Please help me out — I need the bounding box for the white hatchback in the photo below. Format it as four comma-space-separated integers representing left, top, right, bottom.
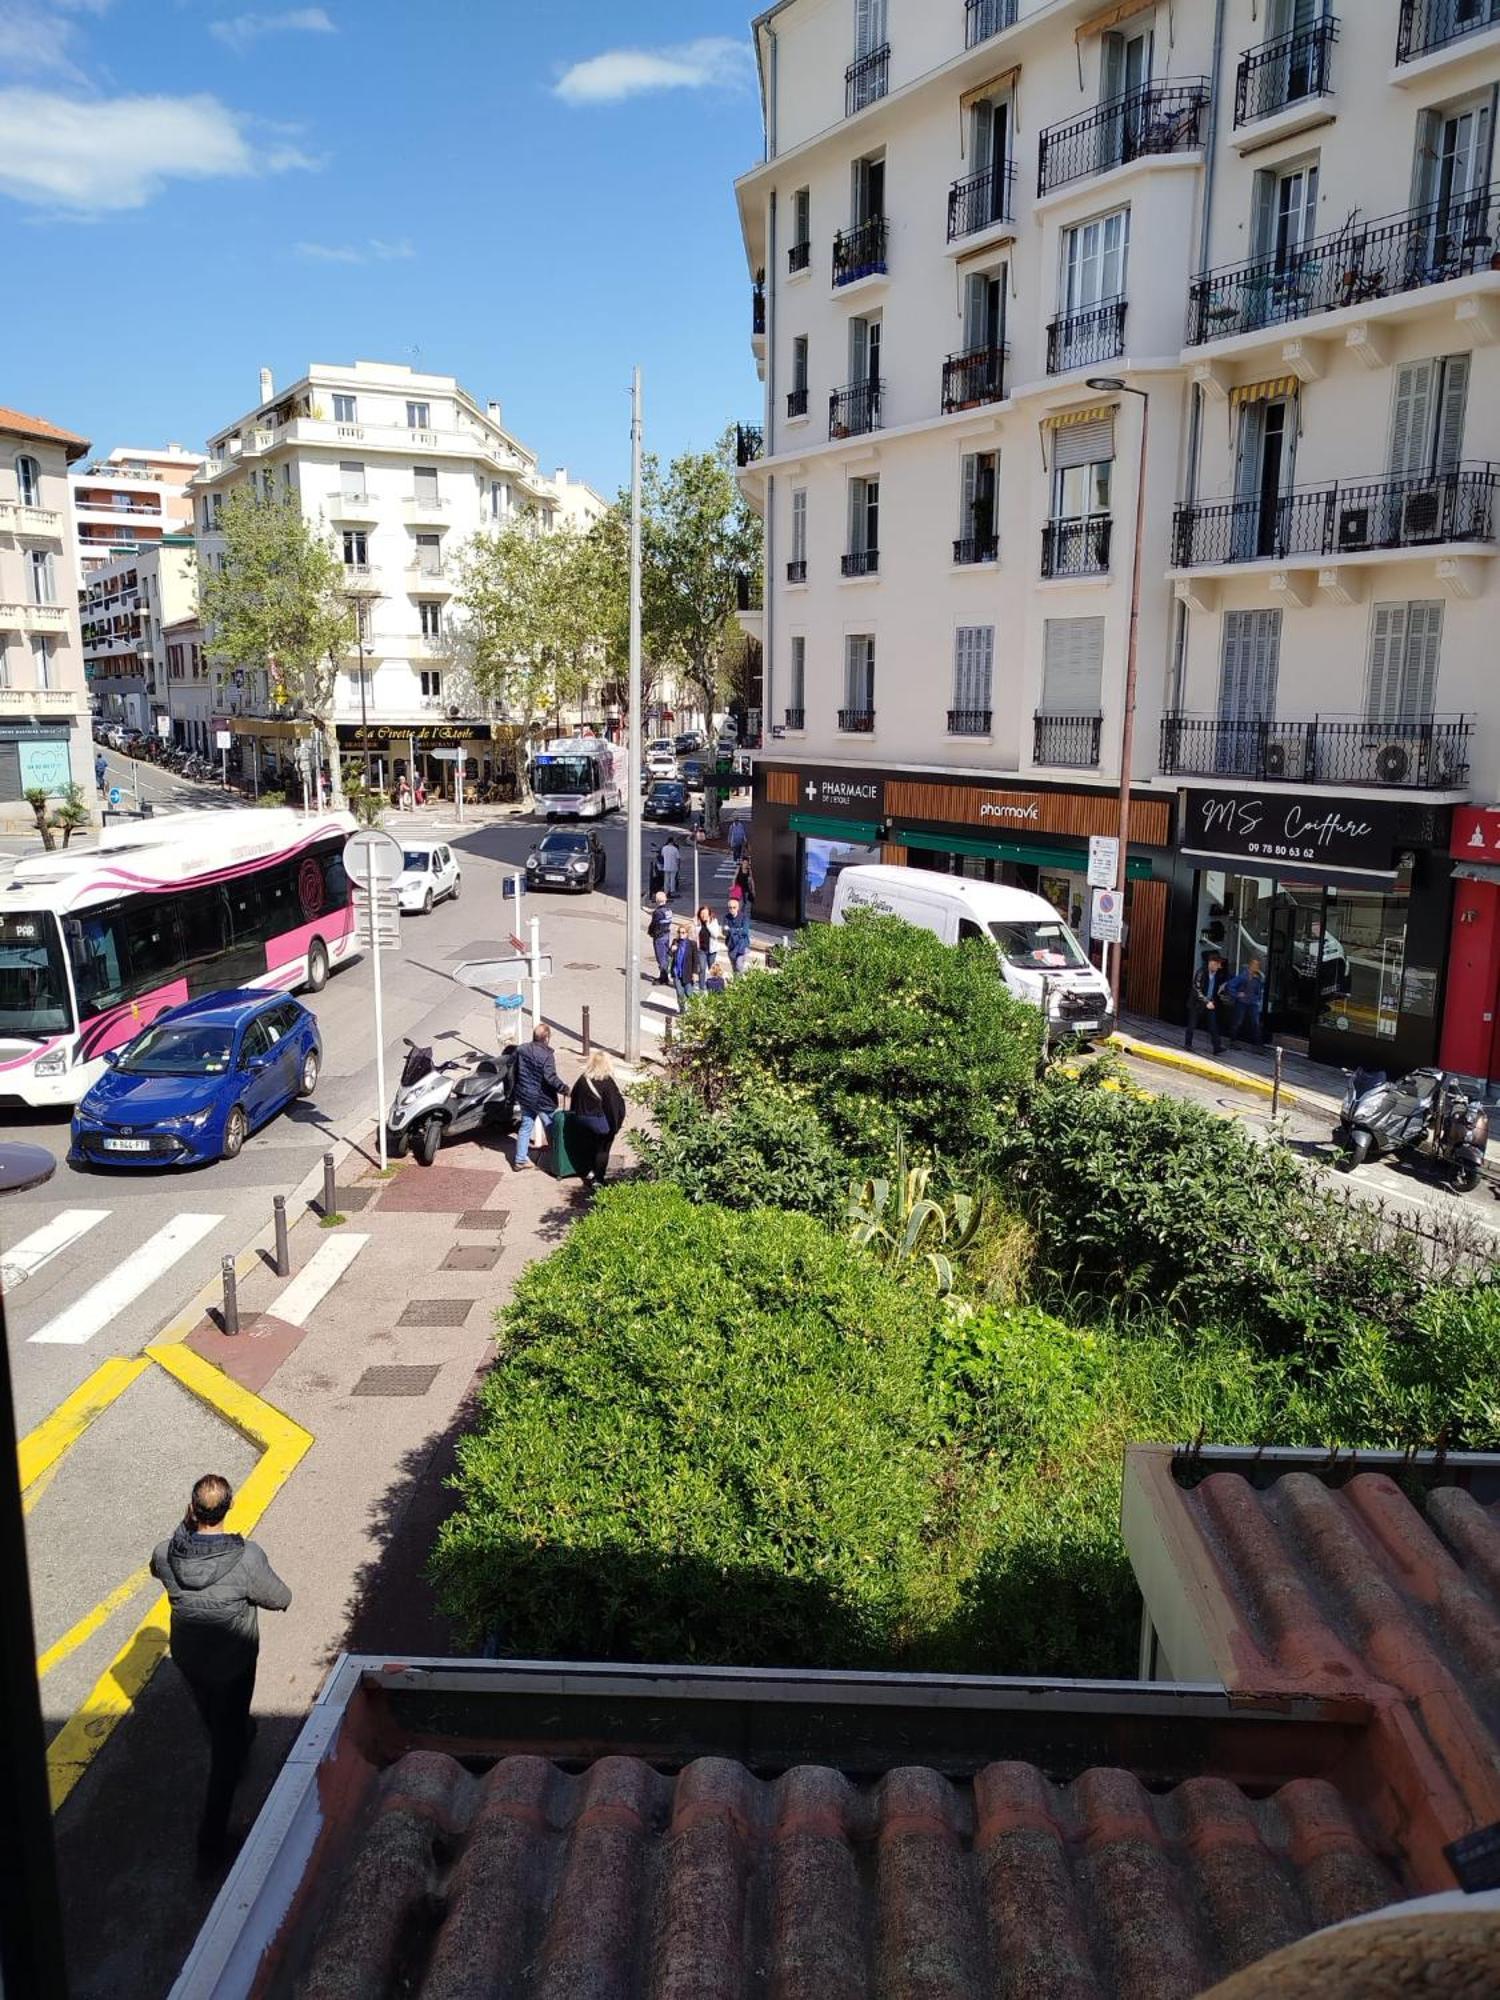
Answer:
394, 839, 461, 915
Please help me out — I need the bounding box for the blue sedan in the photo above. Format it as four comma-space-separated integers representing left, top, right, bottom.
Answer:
70, 990, 321, 1168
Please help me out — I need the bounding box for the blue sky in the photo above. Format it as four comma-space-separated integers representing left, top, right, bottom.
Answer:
0, 0, 766, 496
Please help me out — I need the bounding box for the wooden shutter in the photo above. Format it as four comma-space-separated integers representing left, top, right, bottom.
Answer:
1366, 604, 1407, 722
1403, 601, 1443, 720
854, 0, 874, 56
1218, 610, 1280, 721
953, 627, 993, 710
790, 635, 805, 710
959, 453, 978, 533
1389, 361, 1434, 478
849, 316, 869, 383
791, 488, 806, 562
1435, 354, 1470, 475
971, 97, 994, 172
1250, 171, 1278, 261
1041, 618, 1104, 713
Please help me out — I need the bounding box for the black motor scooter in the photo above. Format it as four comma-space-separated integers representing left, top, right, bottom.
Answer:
386, 1038, 519, 1166
1336, 1065, 1489, 1193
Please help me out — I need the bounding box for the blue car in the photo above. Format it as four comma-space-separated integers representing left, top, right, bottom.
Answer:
71, 990, 321, 1168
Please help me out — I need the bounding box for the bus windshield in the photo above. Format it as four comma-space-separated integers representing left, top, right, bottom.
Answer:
0, 911, 74, 1037
990, 919, 1090, 971
532, 756, 597, 796
118, 1024, 234, 1076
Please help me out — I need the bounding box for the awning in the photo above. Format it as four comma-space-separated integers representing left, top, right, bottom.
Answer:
1075, 0, 1157, 41
894, 827, 1154, 878
1046, 403, 1116, 430
228, 715, 312, 741
1453, 860, 1500, 885
1229, 374, 1299, 408
959, 64, 1020, 118
790, 811, 881, 845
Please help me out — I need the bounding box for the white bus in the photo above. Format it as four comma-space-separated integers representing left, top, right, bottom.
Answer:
0, 807, 359, 1109
530, 736, 624, 819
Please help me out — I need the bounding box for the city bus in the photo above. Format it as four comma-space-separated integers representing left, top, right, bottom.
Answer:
529, 736, 624, 819
0, 807, 359, 1109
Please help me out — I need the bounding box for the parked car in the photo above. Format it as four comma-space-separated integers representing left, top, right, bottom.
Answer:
524, 826, 606, 892
646, 739, 679, 780
645, 778, 689, 822
70, 991, 321, 1168
674, 731, 703, 755
679, 757, 707, 791
394, 838, 461, 914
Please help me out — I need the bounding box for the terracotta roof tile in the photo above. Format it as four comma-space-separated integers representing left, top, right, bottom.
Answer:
0, 406, 90, 459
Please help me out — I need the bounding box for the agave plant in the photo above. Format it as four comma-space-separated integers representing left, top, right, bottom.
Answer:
848, 1137, 982, 1295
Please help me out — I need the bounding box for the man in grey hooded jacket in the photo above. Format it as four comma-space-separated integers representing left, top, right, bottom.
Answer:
151, 1472, 290, 1864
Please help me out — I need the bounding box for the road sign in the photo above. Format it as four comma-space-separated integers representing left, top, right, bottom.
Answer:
107, 786, 122, 809
156, 715, 172, 740
353, 887, 400, 950
453, 956, 555, 991
214, 729, 232, 751
1087, 835, 1120, 890
342, 827, 404, 890
431, 748, 463, 761
1091, 886, 1124, 943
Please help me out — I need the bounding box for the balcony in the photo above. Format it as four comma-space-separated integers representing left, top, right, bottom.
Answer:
948, 708, 993, 737
1170, 466, 1500, 568
829, 380, 882, 440
1037, 81, 1210, 198
0, 501, 64, 540
240, 426, 277, 457
1186, 188, 1500, 345
736, 424, 764, 468
947, 160, 1016, 242
786, 558, 808, 583
941, 343, 1008, 412
965, 0, 1017, 48
1041, 515, 1112, 578
1398, 0, 1500, 63
841, 549, 879, 578
783, 706, 806, 730
0, 687, 82, 715
832, 215, 888, 287
845, 43, 889, 118
736, 570, 764, 610
407, 563, 454, 594
1234, 18, 1338, 127
402, 492, 449, 526
953, 531, 999, 565
752, 278, 766, 337
1159, 711, 1472, 790
1047, 297, 1126, 374
786, 386, 809, 420
838, 706, 876, 732
788, 239, 811, 274
417, 633, 453, 657
342, 564, 381, 593
23, 603, 68, 632
1034, 712, 1104, 767
326, 489, 377, 523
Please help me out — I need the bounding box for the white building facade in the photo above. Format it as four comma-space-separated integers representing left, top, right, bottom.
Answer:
82, 538, 197, 736
0, 407, 95, 830
163, 613, 211, 753
71, 444, 203, 579
738, 0, 1500, 1087
192, 362, 606, 795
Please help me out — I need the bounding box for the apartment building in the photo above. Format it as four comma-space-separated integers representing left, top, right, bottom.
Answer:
193, 362, 606, 794
737, 0, 1500, 1087
82, 537, 197, 736
71, 443, 203, 579
0, 407, 95, 830
163, 612, 211, 754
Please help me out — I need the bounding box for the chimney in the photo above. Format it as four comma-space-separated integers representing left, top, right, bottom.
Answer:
259, 367, 274, 403
487, 400, 502, 425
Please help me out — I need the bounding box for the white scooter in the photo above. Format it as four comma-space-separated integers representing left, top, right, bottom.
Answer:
387, 1038, 518, 1167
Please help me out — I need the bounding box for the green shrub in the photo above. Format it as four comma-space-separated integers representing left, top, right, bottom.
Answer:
672, 911, 1042, 1174
1305, 1280, 1500, 1450
634, 1080, 849, 1223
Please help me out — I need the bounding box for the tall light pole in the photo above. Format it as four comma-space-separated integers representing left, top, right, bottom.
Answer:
624, 368, 645, 1064
1087, 376, 1149, 1024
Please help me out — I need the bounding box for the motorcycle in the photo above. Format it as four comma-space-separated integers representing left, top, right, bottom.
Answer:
386, 1037, 519, 1167
1337, 1066, 1489, 1193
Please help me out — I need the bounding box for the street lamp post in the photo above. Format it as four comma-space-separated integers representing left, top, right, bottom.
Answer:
1087, 376, 1149, 1025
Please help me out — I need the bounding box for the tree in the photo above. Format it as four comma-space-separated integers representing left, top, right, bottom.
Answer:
645, 433, 761, 735
199, 489, 355, 805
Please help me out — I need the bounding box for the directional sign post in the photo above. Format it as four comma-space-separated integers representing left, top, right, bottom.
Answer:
106, 786, 122, 812
343, 829, 404, 1170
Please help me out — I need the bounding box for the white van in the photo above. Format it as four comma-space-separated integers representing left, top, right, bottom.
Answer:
829, 864, 1115, 1041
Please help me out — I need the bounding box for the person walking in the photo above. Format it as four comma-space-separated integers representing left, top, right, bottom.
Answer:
659, 833, 681, 900
648, 891, 673, 984
94, 749, 108, 791
512, 1022, 565, 1172
695, 904, 722, 992
668, 924, 701, 1009
566, 1049, 627, 1188
150, 1473, 290, 1869
728, 816, 747, 866
732, 854, 756, 911
1186, 953, 1228, 1055
1224, 956, 1266, 1049
724, 896, 752, 978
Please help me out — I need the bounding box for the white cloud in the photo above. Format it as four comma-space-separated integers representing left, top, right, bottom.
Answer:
296, 235, 414, 264
210, 7, 334, 55
553, 36, 751, 107
0, 2, 86, 79
0, 86, 315, 212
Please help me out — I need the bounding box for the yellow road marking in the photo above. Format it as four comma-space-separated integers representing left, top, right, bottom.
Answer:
1106, 1033, 1301, 1106
17, 1354, 150, 1495
47, 1603, 170, 1812
36, 1567, 149, 1681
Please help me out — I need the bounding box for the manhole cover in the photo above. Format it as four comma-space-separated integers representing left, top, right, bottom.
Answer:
352, 1364, 442, 1397
336, 1187, 376, 1209
565, 962, 600, 972
442, 1244, 502, 1272
456, 1210, 509, 1231
398, 1299, 474, 1327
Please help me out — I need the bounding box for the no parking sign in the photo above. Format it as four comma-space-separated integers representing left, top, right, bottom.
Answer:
1091, 887, 1124, 943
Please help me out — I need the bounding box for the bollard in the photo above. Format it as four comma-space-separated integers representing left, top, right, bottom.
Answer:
221, 1255, 240, 1337
1272, 1045, 1283, 1120
581, 1005, 591, 1058
663, 1008, 674, 1049
273, 1194, 290, 1277
322, 1151, 337, 1217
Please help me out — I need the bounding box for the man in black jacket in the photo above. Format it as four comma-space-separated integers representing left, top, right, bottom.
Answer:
513, 1022, 565, 1170
1186, 953, 1227, 1055
151, 1473, 291, 1866
647, 891, 673, 984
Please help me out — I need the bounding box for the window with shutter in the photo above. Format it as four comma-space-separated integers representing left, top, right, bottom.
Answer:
844, 635, 875, 710
792, 337, 809, 392
1218, 610, 1281, 721
790, 636, 806, 711
1435, 354, 1470, 474
952, 627, 994, 711
1053, 417, 1115, 471
1367, 601, 1443, 723
1389, 361, 1435, 478
791, 489, 807, 564
1041, 618, 1104, 714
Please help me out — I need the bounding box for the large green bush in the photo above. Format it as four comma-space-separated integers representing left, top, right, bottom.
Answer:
672, 911, 1042, 1173
633, 1080, 849, 1223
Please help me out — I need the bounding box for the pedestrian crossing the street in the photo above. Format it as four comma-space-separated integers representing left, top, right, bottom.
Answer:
27, 1212, 224, 1346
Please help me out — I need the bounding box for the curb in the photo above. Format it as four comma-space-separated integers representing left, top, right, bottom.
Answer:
1107, 1033, 1301, 1107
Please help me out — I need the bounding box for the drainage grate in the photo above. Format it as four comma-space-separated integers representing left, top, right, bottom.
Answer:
456, 1210, 509, 1231
398, 1299, 475, 1327
442, 1244, 502, 1273
352, 1364, 442, 1398
337, 1187, 377, 1210
565, 962, 600, 972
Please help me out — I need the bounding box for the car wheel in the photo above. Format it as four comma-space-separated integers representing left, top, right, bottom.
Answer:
451, 874, 461, 902
222, 1106, 247, 1160
298, 1048, 320, 1098
414, 1116, 442, 1167
422, 890, 433, 916
305, 938, 329, 992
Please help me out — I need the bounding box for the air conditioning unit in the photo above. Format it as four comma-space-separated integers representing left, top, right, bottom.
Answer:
1375, 740, 1413, 785
446, 704, 461, 721
1401, 485, 1443, 541
1336, 505, 1370, 550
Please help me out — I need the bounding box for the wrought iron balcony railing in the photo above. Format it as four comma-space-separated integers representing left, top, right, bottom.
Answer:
953, 531, 998, 565
841, 549, 880, 578
784, 706, 805, 729
845, 43, 889, 117
1046, 296, 1126, 373
1171, 465, 1500, 567
1034, 712, 1104, 767
787, 386, 809, 418
1159, 711, 1472, 790
965, 0, 1017, 49
786, 558, 808, 583
1038, 81, 1210, 197
788, 238, 811, 274
736, 571, 764, 611
948, 707, 993, 736
752, 280, 765, 336
1041, 515, 1112, 578
947, 159, 1017, 241
941, 343, 1008, 412
829, 379, 882, 439
1234, 18, 1338, 126
1186, 187, 1500, 344
735, 424, 764, 468
833, 215, 889, 286
1398, 0, 1500, 62
838, 706, 876, 733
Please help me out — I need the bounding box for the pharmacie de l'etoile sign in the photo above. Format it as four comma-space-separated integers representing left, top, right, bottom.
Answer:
800, 771, 885, 814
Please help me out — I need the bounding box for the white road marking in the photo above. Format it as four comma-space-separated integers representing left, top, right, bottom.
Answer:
271, 1234, 369, 1328
0, 1209, 110, 1289
28, 1213, 224, 1346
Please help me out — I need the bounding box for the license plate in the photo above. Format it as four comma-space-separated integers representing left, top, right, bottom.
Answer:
544, 872, 566, 883
1074, 1021, 1099, 1033
103, 1137, 151, 1152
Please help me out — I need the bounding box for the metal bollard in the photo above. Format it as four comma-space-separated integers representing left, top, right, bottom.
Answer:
1272, 1045, 1284, 1120
581, 1005, 591, 1058
221, 1256, 240, 1337
273, 1194, 290, 1277
322, 1151, 337, 1217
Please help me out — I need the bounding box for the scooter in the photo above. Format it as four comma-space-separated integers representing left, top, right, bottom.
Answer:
1337, 1065, 1489, 1193
387, 1038, 519, 1167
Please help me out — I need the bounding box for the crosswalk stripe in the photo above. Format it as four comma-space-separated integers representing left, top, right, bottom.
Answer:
28, 1214, 224, 1346
0, 1209, 110, 1289
271, 1233, 369, 1328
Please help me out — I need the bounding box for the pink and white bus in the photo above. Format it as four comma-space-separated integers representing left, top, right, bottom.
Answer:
0, 808, 360, 1109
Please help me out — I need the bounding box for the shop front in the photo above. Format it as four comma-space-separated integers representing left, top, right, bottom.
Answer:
1176, 786, 1453, 1073
1440, 806, 1500, 1097
340, 723, 511, 798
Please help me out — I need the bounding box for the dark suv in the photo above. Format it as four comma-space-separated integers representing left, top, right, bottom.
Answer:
645, 778, 689, 821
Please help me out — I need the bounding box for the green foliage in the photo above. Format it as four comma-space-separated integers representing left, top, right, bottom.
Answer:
1304, 1280, 1500, 1450
23, 786, 55, 850
256, 789, 288, 809
454, 518, 606, 739
342, 772, 386, 828
673, 911, 1042, 1173
51, 782, 89, 848
634, 1080, 848, 1223
640, 431, 762, 726
848, 1137, 982, 1295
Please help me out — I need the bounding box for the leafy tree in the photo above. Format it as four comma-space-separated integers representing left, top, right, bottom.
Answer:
644, 432, 761, 737
199, 489, 355, 804
52, 782, 90, 848
22, 787, 55, 851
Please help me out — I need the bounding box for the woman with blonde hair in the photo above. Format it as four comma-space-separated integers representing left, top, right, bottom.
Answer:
566, 1048, 627, 1188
